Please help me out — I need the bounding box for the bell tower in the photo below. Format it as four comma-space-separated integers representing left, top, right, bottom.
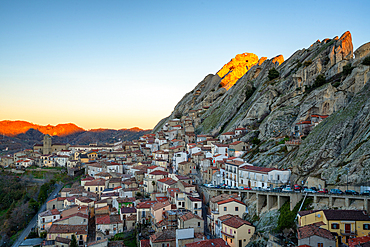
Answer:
43, 134, 52, 155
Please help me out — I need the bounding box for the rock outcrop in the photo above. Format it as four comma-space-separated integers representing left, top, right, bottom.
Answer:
154, 31, 370, 185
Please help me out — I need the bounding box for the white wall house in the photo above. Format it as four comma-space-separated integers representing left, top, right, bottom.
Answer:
239, 165, 291, 188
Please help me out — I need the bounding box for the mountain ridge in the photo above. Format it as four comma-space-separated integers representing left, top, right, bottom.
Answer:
153, 31, 370, 185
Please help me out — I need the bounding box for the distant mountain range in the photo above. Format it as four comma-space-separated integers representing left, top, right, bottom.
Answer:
0, 120, 151, 154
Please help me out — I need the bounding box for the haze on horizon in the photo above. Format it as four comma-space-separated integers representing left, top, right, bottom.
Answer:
1, 0, 369, 130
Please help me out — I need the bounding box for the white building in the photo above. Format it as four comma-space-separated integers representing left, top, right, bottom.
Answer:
239, 165, 291, 188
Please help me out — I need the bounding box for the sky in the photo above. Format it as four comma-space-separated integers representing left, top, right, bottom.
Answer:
1, 0, 370, 130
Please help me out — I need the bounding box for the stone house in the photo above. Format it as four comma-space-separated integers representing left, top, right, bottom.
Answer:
150, 229, 176, 247
95, 214, 124, 237
297, 224, 335, 247
178, 212, 204, 233
47, 225, 88, 246
38, 209, 61, 233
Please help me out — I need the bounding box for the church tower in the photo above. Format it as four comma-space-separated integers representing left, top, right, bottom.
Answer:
43, 134, 52, 155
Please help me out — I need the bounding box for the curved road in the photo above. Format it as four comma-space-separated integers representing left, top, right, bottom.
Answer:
12, 183, 63, 247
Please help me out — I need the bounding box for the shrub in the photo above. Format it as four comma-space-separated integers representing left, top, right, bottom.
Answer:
343, 63, 354, 76
332, 82, 340, 87
245, 86, 256, 100
296, 61, 302, 68
251, 137, 261, 145
313, 74, 326, 88
363, 56, 370, 66
303, 60, 313, 67
268, 68, 279, 81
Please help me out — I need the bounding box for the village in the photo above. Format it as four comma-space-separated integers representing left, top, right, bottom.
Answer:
2, 109, 370, 247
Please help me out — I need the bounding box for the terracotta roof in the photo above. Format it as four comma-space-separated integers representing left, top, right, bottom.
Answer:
136, 201, 157, 209
126, 214, 137, 221
348, 235, 370, 247
150, 170, 168, 176
167, 188, 181, 198
121, 207, 137, 214
151, 200, 170, 211
185, 238, 230, 247
179, 212, 203, 221
226, 160, 245, 166
298, 224, 334, 241
180, 181, 194, 188
239, 165, 276, 173
48, 224, 87, 234
210, 194, 239, 203
157, 177, 177, 185
176, 175, 191, 180
187, 196, 202, 202
217, 198, 245, 205
96, 214, 122, 225
55, 237, 71, 244
150, 229, 176, 243
218, 214, 234, 221
222, 215, 252, 228
85, 178, 106, 186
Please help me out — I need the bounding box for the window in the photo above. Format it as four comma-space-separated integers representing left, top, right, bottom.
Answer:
331, 223, 339, 229
230, 239, 232, 243
244, 239, 246, 242
235, 207, 239, 211
317, 244, 323, 247
224, 207, 227, 211
195, 203, 198, 209
230, 229, 232, 234
364, 224, 370, 230
198, 222, 201, 227
248, 229, 251, 234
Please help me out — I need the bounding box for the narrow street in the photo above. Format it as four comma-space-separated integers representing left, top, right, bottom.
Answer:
12, 183, 63, 247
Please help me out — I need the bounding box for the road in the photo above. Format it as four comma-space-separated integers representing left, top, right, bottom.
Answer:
12, 183, 63, 247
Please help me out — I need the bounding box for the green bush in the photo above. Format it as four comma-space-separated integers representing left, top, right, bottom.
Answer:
363, 56, 370, 66
276, 198, 313, 232
251, 137, 261, 145
313, 74, 326, 88
303, 60, 313, 67
268, 68, 279, 81
332, 82, 340, 87
343, 64, 354, 76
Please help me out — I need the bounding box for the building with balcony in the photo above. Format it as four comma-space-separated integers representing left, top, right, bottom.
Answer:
297, 210, 370, 246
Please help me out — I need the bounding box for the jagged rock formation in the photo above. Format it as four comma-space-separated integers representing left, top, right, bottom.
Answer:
217, 53, 261, 90
154, 31, 370, 185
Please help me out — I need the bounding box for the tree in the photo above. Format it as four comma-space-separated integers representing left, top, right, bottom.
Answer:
70, 235, 78, 247
268, 68, 279, 81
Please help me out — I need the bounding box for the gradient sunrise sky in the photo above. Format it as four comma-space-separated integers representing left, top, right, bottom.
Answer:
1, 0, 369, 130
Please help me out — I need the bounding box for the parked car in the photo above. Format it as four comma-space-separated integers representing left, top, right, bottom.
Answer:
237, 186, 244, 190
265, 186, 272, 192
310, 187, 318, 192
294, 184, 302, 192
361, 190, 370, 196
272, 187, 283, 192
318, 188, 328, 194
303, 188, 316, 193
244, 187, 252, 190
345, 190, 359, 195
225, 185, 231, 189
329, 189, 344, 194
282, 187, 293, 192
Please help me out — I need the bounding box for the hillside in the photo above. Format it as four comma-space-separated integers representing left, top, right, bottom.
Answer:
0, 121, 151, 153
153, 31, 370, 186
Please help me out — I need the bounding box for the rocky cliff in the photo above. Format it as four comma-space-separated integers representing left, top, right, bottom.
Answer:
154, 31, 370, 185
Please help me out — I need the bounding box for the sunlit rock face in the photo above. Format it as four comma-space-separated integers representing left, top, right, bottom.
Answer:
217, 53, 259, 90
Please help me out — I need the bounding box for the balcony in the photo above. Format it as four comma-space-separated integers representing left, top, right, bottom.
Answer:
221, 231, 234, 238
340, 229, 357, 236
